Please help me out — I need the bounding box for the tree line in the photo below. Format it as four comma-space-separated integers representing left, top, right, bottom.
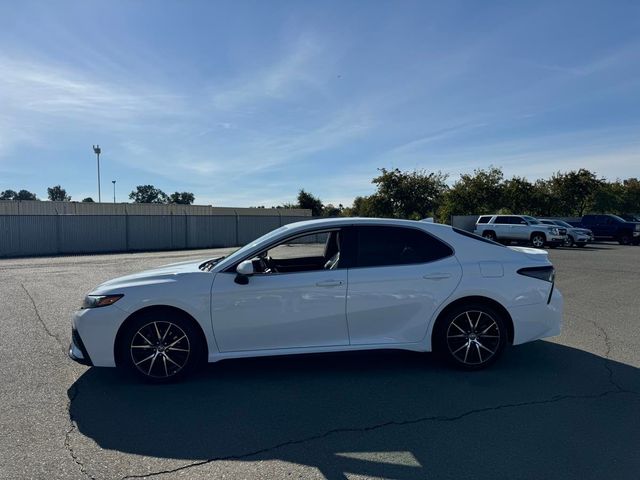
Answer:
3, 167, 639, 220
282, 167, 640, 221
0, 185, 196, 205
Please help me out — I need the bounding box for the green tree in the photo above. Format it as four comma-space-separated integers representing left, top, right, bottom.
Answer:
322, 204, 342, 217
16, 190, 37, 201
129, 185, 168, 203
81, 197, 95, 203
439, 166, 504, 221
529, 179, 557, 217
502, 176, 534, 214
549, 169, 603, 216
168, 192, 195, 205
297, 189, 324, 216
370, 168, 449, 220
47, 185, 71, 201
592, 181, 625, 214
0, 189, 18, 200
621, 178, 640, 214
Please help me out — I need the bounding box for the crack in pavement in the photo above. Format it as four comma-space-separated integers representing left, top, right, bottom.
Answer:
120, 388, 639, 480
20, 283, 65, 352
66, 378, 97, 480
587, 318, 632, 393
20, 283, 95, 480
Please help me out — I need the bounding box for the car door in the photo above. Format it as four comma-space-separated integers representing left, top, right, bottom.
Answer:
509, 216, 530, 242
210, 229, 350, 352
346, 225, 462, 345
490, 216, 508, 239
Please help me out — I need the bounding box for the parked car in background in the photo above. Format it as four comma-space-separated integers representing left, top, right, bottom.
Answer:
69, 217, 563, 382
620, 214, 640, 222
572, 214, 640, 245
474, 215, 567, 248
538, 219, 593, 247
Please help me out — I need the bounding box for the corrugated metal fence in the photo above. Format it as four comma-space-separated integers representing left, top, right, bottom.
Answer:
0, 207, 311, 257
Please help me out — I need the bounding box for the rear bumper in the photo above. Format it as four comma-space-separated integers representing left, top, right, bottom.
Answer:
510, 288, 563, 345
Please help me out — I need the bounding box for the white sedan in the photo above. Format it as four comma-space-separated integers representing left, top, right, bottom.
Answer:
69, 218, 563, 382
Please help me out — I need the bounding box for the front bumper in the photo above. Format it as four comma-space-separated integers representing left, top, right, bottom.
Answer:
69, 328, 93, 366
546, 235, 566, 245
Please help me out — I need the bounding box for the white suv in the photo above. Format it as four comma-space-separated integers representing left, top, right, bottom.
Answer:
474, 215, 567, 248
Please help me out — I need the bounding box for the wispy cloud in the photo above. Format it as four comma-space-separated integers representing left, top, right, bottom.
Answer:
210, 34, 329, 110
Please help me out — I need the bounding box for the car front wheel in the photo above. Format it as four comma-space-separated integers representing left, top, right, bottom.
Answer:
117, 310, 204, 383
564, 235, 574, 247
619, 234, 631, 245
530, 233, 545, 248
434, 304, 507, 370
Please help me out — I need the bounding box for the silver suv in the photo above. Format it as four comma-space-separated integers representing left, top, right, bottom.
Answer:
474, 215, 567, 248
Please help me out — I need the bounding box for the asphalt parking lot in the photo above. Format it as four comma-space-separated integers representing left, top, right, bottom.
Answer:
1, 243, 639, 480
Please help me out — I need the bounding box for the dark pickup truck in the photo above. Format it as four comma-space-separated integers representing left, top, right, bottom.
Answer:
571, 214, 640, 245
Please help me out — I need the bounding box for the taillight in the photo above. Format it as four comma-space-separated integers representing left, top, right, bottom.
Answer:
517, 266, 555, 283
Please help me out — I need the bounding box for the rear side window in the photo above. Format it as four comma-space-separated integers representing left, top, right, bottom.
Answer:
355, 226, 453, 268
477, 216, 491, 224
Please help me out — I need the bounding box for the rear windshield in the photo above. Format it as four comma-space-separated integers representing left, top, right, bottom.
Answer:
453, 227, 505, 247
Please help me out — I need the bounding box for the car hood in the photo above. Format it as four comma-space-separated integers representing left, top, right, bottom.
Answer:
92, 259, 209, 293
570, 227, 592, 234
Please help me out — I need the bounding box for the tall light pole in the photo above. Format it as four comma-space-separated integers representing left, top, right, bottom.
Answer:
112, 180, 116, 203
93, 145, 101, 202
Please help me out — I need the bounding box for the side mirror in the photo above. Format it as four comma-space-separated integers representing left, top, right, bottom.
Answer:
234, 260, 254, 285
236, 260, 254, 276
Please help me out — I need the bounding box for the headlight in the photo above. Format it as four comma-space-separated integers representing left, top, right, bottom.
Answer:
635, 224, 640, 231
81, 294, 123, 309
550, 227, 560, 235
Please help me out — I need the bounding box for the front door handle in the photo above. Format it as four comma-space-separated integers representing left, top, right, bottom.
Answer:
316, 280, 343, 287
423, 272, 452, 280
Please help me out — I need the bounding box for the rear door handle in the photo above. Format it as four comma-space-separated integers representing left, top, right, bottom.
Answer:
423, 272, 452, 280
316, 280, 343, 287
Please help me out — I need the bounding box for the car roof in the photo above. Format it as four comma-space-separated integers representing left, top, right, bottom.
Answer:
280, 216, 450, 233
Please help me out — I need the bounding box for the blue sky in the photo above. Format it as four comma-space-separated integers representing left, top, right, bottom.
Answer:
1, 0, 639, 207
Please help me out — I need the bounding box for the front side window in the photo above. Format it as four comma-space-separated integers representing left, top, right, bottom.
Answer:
251, 230, 343, 274
355, 226, 453, 268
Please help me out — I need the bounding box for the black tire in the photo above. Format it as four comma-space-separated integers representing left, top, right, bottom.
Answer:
117, 309, 205, 383
564, 235, 574, 247
530, 233, 546, 249
434, 303, 507, 370
482, 231, 497, 242
619, 234, 632, 245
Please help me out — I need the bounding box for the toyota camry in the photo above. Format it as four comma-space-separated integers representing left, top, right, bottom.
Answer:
69, 218, 563, 382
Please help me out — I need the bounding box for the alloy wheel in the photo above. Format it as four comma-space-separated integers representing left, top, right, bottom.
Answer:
130, 321, 191, 378
564, 235, 573, 247
446, 310, 501, 366
531, 235, 545, 248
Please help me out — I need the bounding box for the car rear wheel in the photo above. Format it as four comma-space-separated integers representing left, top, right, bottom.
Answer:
117, 310, 204, 383
530, 233, 545, 248
434, 304, 507, 370
482, 231, 497, 241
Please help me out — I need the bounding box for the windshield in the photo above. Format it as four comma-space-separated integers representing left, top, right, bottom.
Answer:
554, 220, 573, 228
523, 216, 540, 224
215, 225, 290, 270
